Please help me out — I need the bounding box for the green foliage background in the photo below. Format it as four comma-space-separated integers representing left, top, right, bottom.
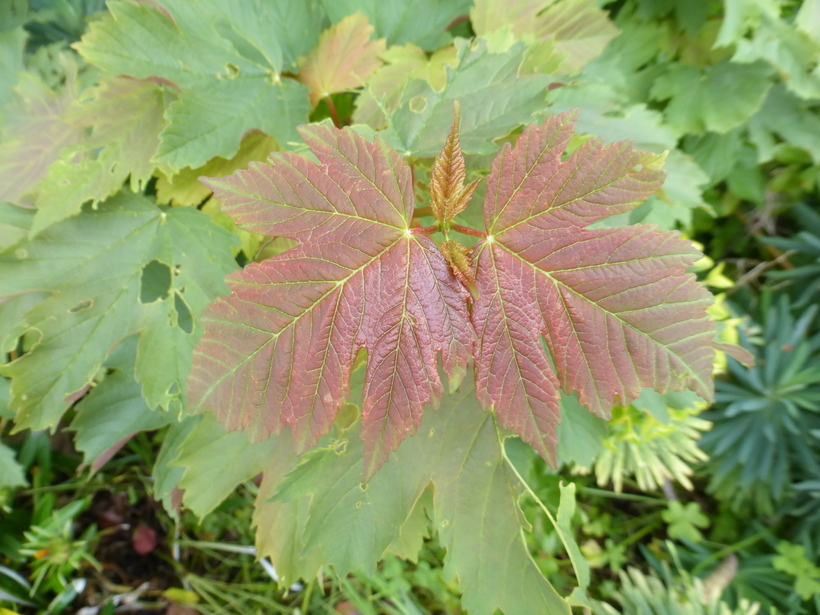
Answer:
1, 0, 819, 613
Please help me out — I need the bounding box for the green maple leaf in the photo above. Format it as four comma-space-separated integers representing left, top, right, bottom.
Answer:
382, 37, 553, 156
733, 14, 820, 100
320, 0, 470, 50
172, 414, 279, 518
0, 193, 237, 430
557, 393, 607, 467
650, 61, 774, 135
715, 0, 780, 47
151, 416, 200, 515
267, 379, 578, 614
353, 42, 458, 129
252, 432, 323, 585
75, 0, 319, 171
0, 26, 25, 112
31, 76, 172, 236
69, 336, 172, 470
749, 85, 820, 164
471, 0, 619, 75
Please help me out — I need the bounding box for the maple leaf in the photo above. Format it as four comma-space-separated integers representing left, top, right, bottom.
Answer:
0, 194, 237, 430
298, 13, 386, 108
650, 61, 773, 134
0, 67, 84, 205
320, 0, 470, 51
472, 110, 719, 466
470, 0, 619, 75
75, 0, 320, 170
262, 376, 579, 613
188, 125, 473, 480
353, 43, 458, 129
69, 336, 172, 470
382, 37, 553, 157
32, 76, 171, 236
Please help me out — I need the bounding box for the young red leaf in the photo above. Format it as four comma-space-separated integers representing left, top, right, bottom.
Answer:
298, 14, 386, 108
187, 126, 473, 480
441, 239, 476, 298
472, 110, 718, 465
429, 101, 480, 222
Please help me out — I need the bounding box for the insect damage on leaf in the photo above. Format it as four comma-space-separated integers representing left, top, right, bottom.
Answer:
187, 125, 473, 481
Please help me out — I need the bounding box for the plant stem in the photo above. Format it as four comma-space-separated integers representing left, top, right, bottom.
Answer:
692, 531, 768, 575
413, 206, 434, 218
410, 224, 439, 235
579, 486, 666, 504
326, 96, 342, 128
620, 519, 662, 548
502, 451, 587, 590
450, 223, 487, 238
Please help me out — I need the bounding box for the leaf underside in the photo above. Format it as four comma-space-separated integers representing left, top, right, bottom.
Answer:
472, 110, 716, 464
188, 125, 473, 480
189, 111, 719, 480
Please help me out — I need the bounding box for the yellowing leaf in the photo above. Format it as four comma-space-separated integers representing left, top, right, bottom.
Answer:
471, 0, 619, 74
156, 132, 280, 207
32, 76, 171, 235
353, 43, 458, 128
298, 14, 386, 108
0, 67, 83, 205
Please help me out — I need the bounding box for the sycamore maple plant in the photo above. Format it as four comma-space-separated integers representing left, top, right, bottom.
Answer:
0, 0, 768, 610
189, 105, 726, 483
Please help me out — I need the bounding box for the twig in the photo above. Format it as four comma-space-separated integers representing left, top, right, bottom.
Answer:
727, 249, 797, 296
325, 95, 342, 128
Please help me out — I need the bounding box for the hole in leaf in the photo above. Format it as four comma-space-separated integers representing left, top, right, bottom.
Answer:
69, 298, 94, 313
409, 95, 427, 113
140, 260, 172, 303
167, 381, 180, 396
175, 292, 193, 334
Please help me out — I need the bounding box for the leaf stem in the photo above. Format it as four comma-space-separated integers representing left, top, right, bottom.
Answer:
410, 224, 439, 235
326, 95, 342, 128
502, 449, 587, 592
691, 530, 768, 575
450, 223, 487, 238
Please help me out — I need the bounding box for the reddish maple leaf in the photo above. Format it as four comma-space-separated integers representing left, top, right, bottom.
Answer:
298, 14, 386, 108
471, 110, 718, 464
187, 125, 473, 480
